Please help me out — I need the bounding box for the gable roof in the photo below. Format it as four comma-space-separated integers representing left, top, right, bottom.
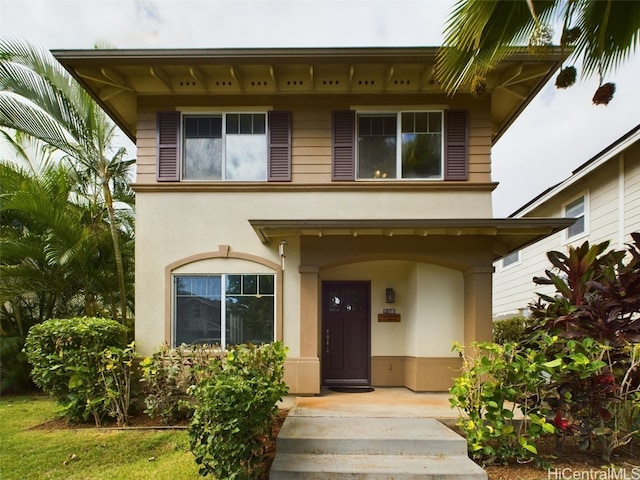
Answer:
52, 46, 564, 143
511, 124, 640, 217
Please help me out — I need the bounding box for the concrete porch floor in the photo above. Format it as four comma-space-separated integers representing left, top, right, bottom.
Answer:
279, 387, 458, 426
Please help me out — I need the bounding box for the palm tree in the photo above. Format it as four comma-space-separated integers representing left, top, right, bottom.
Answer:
1, 131, 135, 391
436, 0, 640, 104
0, 38, 135, 324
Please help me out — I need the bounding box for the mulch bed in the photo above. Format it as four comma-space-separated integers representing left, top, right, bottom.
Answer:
485, 435, 640, 480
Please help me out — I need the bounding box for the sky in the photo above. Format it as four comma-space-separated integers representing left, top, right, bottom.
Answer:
1, 0, 638, 217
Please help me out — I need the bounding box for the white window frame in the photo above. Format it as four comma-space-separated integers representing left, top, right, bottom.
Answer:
355, 109, 445, 181
562, 191, 589, 244
172, 273, 276, 349
501, 250, 521, 270
180, 109, 270, 182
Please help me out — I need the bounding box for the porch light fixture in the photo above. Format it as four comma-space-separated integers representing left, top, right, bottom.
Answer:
385, 288, 395, 304
279, 240, 287, 270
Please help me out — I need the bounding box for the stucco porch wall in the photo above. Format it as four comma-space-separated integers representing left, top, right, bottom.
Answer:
371, 356, 463, 391
319, 261, 464, 358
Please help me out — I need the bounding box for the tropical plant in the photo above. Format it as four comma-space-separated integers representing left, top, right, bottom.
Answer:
436, 0, 640, 104
530, 233, 640, 343
0, 38, 135, 325
0, 133, 134, 391
527, 234, 640, 460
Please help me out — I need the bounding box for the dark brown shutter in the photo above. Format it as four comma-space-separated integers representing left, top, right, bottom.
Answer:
157, 111, 180, 182
444, 110, 468, 181
332, 110, 356, 181
268, 111, 291, 182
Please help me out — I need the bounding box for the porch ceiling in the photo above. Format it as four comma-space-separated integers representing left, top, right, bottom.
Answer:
52, 46, 564, 144
248, 218, 575, 260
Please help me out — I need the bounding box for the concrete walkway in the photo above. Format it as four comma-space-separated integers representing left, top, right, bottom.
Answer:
283, 387, 458, 425
271, 387, 487, 479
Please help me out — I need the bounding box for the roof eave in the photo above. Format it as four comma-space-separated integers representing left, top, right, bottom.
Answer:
248, 217, 575, 260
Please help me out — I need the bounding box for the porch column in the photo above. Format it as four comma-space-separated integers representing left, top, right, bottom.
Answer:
288, 265, 319, 394
299, 266, 319, 357
463, 266, 494, 345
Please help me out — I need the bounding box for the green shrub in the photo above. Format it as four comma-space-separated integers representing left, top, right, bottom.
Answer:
99, 342, 137, 426
548, 339, 640, 461
492, 316, 528, 344
140, 343, 224, 424
188, 342, 288, 479
450, 339, 556, 466
24, 317, 127, 424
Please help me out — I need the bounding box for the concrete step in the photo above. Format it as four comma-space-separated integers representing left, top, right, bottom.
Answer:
276, 417, 467, 456
270, 453, 487, 479
270, 416, 487, 479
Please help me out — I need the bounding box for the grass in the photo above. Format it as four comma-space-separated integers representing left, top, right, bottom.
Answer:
0, 395, 201, 480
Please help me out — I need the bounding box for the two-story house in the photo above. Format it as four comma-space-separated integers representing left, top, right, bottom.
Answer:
53, 47, 572, 394
493, 124, 640, 320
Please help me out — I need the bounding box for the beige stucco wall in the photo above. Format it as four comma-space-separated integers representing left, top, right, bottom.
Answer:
135, 188, 490, 356
409, 263, 464, 357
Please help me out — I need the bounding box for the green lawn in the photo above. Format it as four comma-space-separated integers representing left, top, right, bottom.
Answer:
0, 395, 201, 480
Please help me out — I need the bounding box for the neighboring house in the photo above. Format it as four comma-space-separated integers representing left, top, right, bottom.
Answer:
54, 47, 572, 394
493, 124, 640, 320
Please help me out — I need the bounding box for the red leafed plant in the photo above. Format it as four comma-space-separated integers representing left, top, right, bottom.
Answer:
530, 233, 640, 344
527, 234, 640, 460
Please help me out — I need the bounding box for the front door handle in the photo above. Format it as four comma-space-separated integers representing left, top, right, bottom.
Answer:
324, 329, 330, 354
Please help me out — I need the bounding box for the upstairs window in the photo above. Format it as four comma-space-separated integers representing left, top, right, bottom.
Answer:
357, 111, 443, 180
157, 110, 291, 182
332, 109, 466, 181
564, 193, 588, 241
183, 113, 267, 181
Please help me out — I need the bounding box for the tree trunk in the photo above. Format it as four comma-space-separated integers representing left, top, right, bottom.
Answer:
101, 179, 127, 326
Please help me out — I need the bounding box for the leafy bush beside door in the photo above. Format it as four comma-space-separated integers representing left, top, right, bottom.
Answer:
188, 342, 288, 479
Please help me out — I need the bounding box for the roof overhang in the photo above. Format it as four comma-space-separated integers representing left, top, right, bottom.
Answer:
52, 46, 565, 144
248, 217, 575, 260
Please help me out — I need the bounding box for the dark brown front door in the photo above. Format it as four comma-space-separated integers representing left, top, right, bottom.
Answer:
321, 281, 370, 386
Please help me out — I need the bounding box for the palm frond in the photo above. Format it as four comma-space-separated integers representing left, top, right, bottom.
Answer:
437, 0, 557, 94
570, 0, 640, 79
0, 93, 76, 154
0, 55, 87, 144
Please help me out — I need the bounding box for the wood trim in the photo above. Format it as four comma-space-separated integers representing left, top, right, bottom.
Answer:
132, 182, 499, 192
